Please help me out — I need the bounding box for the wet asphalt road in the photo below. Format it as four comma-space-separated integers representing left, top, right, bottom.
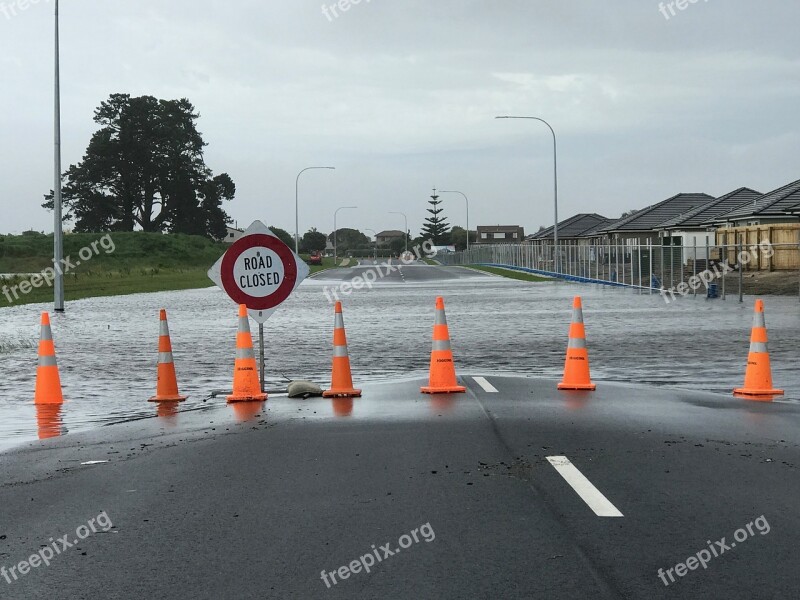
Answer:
319, 259, 491, 283
0, 376, 797, 599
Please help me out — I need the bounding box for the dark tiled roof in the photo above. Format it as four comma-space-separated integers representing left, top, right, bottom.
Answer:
785, 202, 800, 214
716, 178, 800, 221
376, 230, 405, 237
579, 217, 622, 238
531, 213, 610, 240
658, 187, 761, 229
598, 193, 713, 233
477, 225, 524, 232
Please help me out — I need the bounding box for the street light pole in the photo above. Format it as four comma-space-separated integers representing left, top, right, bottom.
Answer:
364, 228, 378, 260
295, 166, 335, 254
53, 0, 64, 312
496, 116, 559, 272
389, 211, 408, 254
334, 206, 357, 264
440, 190, 470, 254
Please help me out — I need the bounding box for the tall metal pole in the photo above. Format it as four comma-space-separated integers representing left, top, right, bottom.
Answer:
53, 0, 65, 312
440, 191, 470, 253
496, 116, 559, 272
365, 228, 378, 260
334, 206, 357, 264
295, 166, 335, 255
389, 211, 408, 254
738, 239, 744, 303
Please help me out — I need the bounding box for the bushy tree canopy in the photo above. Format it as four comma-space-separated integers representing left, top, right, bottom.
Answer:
44, 94, 234, 239
301, 228, 328, 253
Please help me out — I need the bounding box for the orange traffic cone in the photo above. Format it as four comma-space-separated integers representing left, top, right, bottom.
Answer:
558, 296, 596, 391
323, 302, 362, 398
734, 299, 783, 399
148, 309, 188, 403
227, 304, 267, 403
421, 297, 466, 394
34, 312, 64, 405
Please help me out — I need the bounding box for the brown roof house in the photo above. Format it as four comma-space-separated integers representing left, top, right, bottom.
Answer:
476, 225, 525, 245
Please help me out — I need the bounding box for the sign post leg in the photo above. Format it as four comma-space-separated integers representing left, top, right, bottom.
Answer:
259, 323, 265, 393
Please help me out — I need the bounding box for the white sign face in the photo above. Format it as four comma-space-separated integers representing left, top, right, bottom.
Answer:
232, 248, 285, 298
208, 220, 310, 323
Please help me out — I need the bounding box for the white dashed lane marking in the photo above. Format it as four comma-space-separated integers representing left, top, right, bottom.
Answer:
546, 456, 624, 518
472, 377, 498, 393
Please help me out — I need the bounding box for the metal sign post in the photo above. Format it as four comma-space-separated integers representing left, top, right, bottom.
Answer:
259, 323, 265, 393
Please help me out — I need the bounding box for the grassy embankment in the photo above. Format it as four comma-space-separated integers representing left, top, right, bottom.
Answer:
466, 265, 550, 282
0, 232, 341, 308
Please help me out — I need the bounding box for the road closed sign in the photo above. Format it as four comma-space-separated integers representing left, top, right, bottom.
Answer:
208, 220, 310, 323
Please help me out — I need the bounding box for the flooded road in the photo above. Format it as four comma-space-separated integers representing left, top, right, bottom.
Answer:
1, 262, 799, 449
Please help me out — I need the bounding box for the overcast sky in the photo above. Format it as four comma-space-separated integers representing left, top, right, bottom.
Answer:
1, 0, 798, 237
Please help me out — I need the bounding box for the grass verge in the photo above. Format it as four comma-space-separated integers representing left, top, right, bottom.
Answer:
0, 231, 224, 307
1, 268, 215, 307
466, 265, 551, 282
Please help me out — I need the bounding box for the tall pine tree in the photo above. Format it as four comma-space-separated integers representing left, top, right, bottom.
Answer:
420, 188, 450, 245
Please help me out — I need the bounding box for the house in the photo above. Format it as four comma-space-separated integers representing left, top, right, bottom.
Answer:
577, 217, 623, 246
596, 193, 714, 245
711, 178, 800, 227
223, 226, 244, 244
657, 187, 761, 263
710, 179, 800, 271
529, 214, 611, 246
375, 230, 406, 245
476, 225, 525, 245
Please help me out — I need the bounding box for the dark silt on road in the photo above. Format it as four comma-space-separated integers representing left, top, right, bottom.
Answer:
0, 262, 798, 447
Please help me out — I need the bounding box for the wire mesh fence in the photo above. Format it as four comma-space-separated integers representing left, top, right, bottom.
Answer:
438, 241, 800, 301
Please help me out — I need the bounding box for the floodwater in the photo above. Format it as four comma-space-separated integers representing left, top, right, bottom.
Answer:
1, 264, 799, 450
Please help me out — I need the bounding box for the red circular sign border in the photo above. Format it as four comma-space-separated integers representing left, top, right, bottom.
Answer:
220, 234, 298, 311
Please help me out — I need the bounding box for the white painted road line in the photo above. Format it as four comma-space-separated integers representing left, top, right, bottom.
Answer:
472, 377, 499, 393
546, 456, 624, 518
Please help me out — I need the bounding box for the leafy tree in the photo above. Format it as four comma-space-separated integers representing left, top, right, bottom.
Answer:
389, 237, 407, 256
269, 227, 295, 249
328, 228, 369, 254
420, 190, 450, 245
449, 226, 475, 251
43, 93, 234, 238
301, 228, 328, 253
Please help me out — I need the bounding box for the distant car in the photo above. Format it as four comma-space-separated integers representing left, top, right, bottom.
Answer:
307, 251, 323, 266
